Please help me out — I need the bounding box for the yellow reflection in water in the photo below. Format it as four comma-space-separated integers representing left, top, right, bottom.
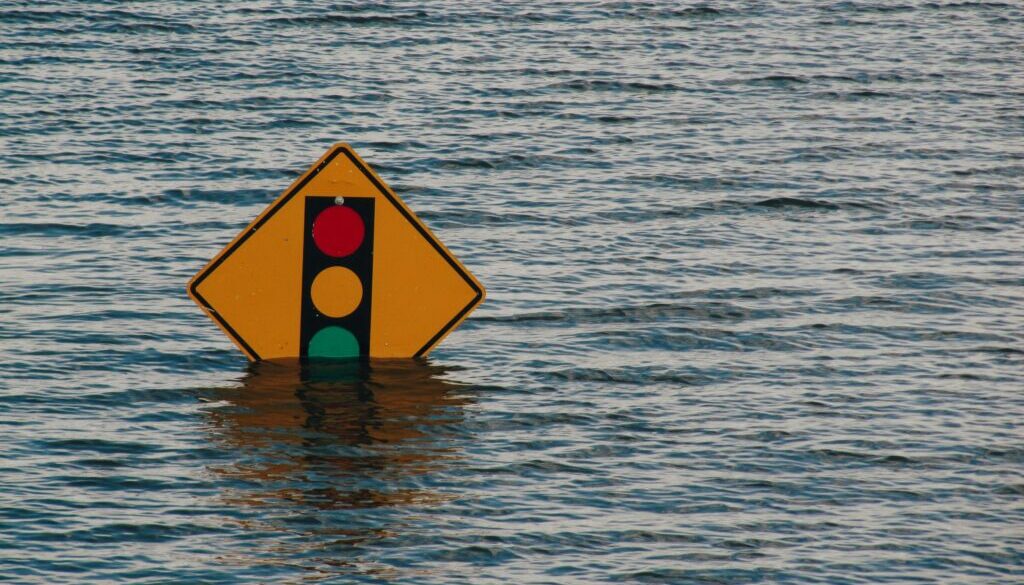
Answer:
201, 358, 473, 579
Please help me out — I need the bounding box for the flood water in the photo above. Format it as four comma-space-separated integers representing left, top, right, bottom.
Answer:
2, 1, 1023, 583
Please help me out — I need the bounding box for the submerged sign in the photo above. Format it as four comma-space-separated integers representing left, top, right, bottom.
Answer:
188, 143, 485, 360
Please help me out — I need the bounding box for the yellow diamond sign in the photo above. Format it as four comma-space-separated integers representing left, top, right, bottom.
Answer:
187, 143, 485, 360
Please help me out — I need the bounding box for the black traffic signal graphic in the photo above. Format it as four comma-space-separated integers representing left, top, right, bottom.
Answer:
300, 196, 374, 358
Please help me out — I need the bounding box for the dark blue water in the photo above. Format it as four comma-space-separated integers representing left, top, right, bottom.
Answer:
2, 2, 1023, 583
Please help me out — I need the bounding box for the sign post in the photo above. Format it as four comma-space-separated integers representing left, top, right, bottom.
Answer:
188, 144, 485, 360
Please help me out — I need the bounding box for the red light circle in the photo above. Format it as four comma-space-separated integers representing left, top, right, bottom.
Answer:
312, 205, 365, 258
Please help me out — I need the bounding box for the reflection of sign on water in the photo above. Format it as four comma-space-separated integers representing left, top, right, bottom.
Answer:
188, 143, 486, 361
202, 360, 471, 519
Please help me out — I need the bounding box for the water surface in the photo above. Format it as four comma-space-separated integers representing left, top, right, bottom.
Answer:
1, 1, 1023, 583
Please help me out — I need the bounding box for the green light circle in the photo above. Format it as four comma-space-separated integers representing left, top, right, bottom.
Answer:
307, 326, 360, 359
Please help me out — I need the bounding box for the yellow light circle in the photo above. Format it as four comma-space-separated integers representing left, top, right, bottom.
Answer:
310, 266, 363, 318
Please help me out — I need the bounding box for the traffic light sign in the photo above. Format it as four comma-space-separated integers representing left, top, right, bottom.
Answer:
187, 144, 485, 360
